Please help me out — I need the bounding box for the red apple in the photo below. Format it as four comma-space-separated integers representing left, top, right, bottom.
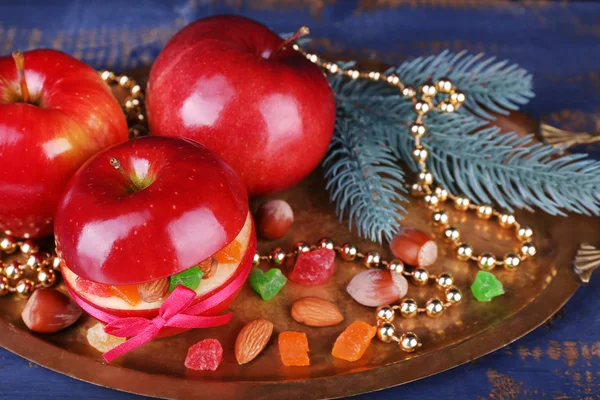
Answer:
0, 49, 128, 238
55, 136, 256, 328
146, 15, 336, 196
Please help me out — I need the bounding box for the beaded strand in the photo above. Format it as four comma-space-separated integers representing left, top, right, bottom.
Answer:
295, 46, 537, 272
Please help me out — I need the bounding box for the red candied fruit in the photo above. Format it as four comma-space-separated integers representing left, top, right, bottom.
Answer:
75, 276, 112, 298
185, 338, 223, 371
289, 248, 336, 286
75, 276, 141, 306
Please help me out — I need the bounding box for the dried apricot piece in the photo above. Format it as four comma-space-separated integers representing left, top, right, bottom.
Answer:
331, 320, 377, 362
278, 331, 310, 366
214, 239, 242, 264
110, 284, 141, 306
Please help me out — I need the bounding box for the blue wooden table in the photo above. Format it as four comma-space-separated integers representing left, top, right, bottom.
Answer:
1, 1, 599, 398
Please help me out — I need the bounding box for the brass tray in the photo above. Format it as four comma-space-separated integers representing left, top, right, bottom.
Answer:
0, 105, 594, 398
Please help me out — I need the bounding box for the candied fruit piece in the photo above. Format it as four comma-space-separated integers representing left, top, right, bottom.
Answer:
214, 240, 242, 264
87, 322, 126, 353
169, 266, 203, 292
110, 284, 142, 306
278, 331, 310, 366
471, 271, 504, 302
185, 338, 223, 371
75, 276, 111, 298
289, 248, 335, 286
346, 270, 406, 307
249, 268, 287, 301
331, 320, 377, 362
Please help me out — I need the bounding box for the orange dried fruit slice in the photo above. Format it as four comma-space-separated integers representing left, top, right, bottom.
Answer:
331, 320, 377, 362
214, 239, 242, 264
109, 284, 141, 306
278, 331, 310, 366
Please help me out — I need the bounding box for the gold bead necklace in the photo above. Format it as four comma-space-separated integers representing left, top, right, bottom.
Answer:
296, 46, 537, 271
99, 70, 147, 138
0, 237, 61, 297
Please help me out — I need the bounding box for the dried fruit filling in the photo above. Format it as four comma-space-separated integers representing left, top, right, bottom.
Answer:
64, 213, 253, 311
75, 277, 141, 306
214, 239, 242, 264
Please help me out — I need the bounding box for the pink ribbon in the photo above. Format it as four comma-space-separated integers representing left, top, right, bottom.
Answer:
68, 254, 252, 363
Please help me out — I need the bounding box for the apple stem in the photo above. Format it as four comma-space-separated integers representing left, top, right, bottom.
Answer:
110, 157, 142, 192
269, 26, 310, 61
12, 51, 30, 104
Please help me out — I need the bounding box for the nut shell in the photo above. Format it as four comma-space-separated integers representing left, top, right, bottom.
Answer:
390, 228, 438, 267
255, 200, 294, 240
21, 288, 82, 333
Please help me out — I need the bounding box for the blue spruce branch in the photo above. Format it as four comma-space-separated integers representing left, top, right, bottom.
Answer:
391, 50, 535, 120
420, 112, 600, 216
329, 73, 414, 121
324, 50, 598, 243
323, 108, 407, 243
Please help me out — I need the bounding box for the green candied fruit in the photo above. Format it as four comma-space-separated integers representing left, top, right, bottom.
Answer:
169, 266, 204, 292
249, 268, 287, 301
471, 271, 505, 302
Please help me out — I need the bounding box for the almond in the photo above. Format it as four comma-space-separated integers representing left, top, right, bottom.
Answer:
137, 278, 169, 303
235, 318, 273, 365
291, 297, 344, 327
198, 256, 218, 279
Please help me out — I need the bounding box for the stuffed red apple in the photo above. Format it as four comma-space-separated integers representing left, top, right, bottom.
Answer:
146, 15, 336, 196
55, 136, 256, 332
0, 49, 128, 238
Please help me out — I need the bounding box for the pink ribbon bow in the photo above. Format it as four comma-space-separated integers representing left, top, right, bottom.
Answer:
68, 255, 252, 363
